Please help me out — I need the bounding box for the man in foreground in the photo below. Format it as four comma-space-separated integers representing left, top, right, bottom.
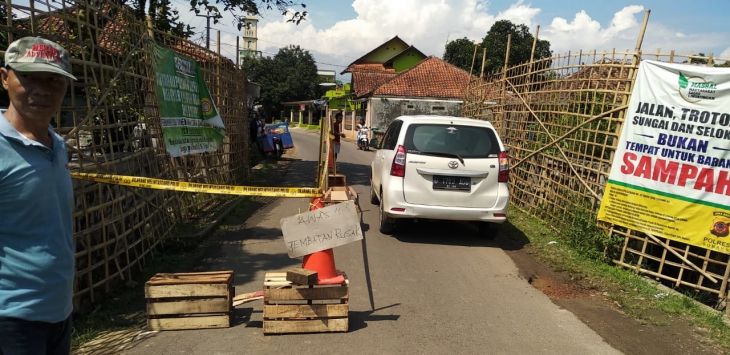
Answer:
0, 37, 77, 355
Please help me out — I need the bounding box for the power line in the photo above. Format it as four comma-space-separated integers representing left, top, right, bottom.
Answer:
214, 41, 349, 68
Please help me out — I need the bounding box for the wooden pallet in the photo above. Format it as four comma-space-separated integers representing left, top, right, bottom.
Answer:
145, 271, 234, 331
263, 272, 349, 334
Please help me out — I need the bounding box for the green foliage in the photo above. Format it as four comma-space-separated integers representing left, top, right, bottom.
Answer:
481, 20, 551, 74
187, 0, 307, 29
125, 0, 193, 37
564, 203, 622, 261
443, 37, 479, 72
128, 1, 307, 34
242, 45, 318, 117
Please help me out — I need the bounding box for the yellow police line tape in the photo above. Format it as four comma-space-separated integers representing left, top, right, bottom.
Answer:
71, 172, 323, 198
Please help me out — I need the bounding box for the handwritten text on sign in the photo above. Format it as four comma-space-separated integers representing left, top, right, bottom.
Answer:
280, 200, 363, 258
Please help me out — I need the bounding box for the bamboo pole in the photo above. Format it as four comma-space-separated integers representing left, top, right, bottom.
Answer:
529, 25, 540, 64
29, 0, 35, 34
217, 30, 221, 106
503, 33, 512, 74
479, 48, 487, 77
512, 104, 628, 169
468, 44, 478, 76
634, 9, 651, 59
643, 233, 718, 284
236, 36, 240, 67
505, 79, 601, 200
6, 0, 12, 43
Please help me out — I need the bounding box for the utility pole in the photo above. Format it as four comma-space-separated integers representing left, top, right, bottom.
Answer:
196, 10, 214, 50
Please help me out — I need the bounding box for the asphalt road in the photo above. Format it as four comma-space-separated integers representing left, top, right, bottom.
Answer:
124, 127, 621, 354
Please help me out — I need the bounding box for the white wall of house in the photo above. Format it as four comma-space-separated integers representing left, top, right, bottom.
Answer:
366, 97, 463, 131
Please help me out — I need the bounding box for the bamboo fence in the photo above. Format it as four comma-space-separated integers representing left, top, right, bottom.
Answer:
1, 1, 250, 308
462, 16, 730, 305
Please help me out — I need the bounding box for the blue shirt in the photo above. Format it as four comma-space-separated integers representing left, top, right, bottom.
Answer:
0, 113, 74, 322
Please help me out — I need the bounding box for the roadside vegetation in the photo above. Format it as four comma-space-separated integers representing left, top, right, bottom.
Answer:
508, 207, 730, 349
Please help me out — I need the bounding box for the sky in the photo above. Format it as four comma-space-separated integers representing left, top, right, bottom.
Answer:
173, 0, 730, 81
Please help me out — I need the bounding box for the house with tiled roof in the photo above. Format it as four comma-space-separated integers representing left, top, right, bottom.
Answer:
342, 36, 472, 135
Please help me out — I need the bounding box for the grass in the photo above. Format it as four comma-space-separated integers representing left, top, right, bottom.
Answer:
508, 206, 730, 349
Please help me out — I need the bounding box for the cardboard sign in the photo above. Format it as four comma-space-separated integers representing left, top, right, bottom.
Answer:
280, 200, 363, 257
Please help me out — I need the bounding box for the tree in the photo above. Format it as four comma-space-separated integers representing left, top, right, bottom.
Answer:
480, 20, 551, 74
443, 37, 480, 73
242, 45, 318, 118
129, 0, 307, 32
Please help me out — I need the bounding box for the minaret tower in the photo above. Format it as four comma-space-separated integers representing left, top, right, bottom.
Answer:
240, 15, 261, 62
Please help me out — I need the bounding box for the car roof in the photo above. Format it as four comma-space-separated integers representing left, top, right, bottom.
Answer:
393, 115, 496, 129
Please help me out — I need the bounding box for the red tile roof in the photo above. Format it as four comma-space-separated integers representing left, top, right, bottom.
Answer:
348, 63, 396, 73
370, 57, 471, 99
352, 71, 398, 97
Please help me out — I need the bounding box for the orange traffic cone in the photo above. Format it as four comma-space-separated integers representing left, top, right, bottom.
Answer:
302, 197, 345, 285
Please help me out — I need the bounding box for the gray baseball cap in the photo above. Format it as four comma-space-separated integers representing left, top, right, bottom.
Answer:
5, 36, 76, 80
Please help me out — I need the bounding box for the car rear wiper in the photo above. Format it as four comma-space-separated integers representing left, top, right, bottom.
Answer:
419, 151, 464, 165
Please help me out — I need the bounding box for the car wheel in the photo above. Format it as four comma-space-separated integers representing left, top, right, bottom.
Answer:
478, 222, 500, 238
370, 184, 380, 205
379, 196, 395, 234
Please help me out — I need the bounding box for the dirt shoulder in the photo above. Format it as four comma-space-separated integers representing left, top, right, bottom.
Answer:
496, 219, 724, 355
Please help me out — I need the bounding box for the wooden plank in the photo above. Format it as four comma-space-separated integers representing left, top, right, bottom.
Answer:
264, 281, 293, 287
145, 283, 230, 299
266, 272, 288, 277
265, 286, 348, 301
147, 271, 233, 286
330, 190, 349, 201
286, 268, 318, 285
148, 314, 230, 331
147, 298, 229, 315
264, 304, 348, 318
263, 318, 348, 334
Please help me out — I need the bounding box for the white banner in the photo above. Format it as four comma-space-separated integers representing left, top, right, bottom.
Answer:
598, 60, 730, 252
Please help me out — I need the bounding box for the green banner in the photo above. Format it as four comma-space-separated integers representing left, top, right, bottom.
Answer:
153, 44, 225, 157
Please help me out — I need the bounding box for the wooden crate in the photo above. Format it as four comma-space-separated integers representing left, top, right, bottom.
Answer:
263, 272, 349, 334
145, 271, 234, 331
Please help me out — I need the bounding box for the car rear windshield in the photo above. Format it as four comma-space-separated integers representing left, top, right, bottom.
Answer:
403, 123, 501, 158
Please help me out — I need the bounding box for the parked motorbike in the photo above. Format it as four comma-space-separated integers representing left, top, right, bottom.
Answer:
357, 126, 369, 151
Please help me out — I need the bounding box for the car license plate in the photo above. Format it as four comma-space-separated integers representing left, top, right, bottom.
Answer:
433, 175, 471, 191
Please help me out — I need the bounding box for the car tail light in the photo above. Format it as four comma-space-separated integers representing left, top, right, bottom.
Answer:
498, 151, 509, 182
390, 145, 407, 177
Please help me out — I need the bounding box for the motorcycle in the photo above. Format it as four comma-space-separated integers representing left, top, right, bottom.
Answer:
357, 126, 369, 151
